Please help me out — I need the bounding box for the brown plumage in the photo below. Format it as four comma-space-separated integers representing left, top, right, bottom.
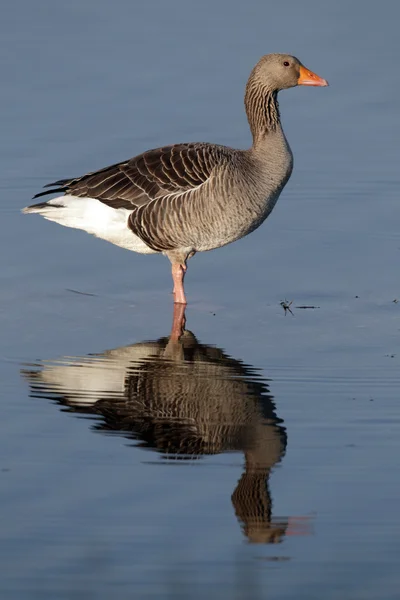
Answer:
23, 54, 328, 303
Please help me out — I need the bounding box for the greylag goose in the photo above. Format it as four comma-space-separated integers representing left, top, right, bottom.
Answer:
22, 305, 300, 543
23, 54, 328, 304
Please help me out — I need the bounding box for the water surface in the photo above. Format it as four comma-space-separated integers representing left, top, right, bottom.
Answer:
1, 1, 400, 598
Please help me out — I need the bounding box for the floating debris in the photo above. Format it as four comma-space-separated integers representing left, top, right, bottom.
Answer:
66, 288, 97, 297
296, 305, 320, 309
280, 299, 294, 316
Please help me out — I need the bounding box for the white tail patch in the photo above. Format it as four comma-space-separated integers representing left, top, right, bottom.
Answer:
30, 343, 159, 407
23, 195, 157, 254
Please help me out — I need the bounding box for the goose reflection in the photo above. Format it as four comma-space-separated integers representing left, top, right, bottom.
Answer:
22, 305, 298, 544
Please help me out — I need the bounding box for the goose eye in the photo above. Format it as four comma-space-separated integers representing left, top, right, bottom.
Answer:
283, 61, 290, 67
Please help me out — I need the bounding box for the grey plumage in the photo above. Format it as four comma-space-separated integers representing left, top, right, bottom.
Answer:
24, 53, 327, 301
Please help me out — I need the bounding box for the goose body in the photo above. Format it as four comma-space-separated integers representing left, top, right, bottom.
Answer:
23, 54, 327, 303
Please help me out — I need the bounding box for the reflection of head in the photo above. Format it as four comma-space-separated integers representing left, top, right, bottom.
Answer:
232, 467, 288, 544
22, 325, 288, 543
231, 421, 288, 544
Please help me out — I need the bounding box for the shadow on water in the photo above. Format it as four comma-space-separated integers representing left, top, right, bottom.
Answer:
22, 306, 308, 546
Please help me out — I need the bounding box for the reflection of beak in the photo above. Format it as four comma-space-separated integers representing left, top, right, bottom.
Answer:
286, 515, 314, 536
298, 65, 329, 87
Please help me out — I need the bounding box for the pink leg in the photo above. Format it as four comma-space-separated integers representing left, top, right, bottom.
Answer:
172, 263, 187, 305
170, 303, 187, 341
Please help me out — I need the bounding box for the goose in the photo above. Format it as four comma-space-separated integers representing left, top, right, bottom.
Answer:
23, 54, 328, 304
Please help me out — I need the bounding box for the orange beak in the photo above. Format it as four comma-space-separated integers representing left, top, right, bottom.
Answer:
298, 65, 328, 87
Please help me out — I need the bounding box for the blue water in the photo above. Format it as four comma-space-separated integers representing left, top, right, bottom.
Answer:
1, 1, 400, 598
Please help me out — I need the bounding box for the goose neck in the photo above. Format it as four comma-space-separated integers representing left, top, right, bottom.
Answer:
245, 79, 282, 145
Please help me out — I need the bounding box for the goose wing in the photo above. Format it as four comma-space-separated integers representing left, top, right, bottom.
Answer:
34, 142, 234, 251
34, 142, 229, 207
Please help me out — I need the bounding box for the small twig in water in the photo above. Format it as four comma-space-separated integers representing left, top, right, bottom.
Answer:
296, 305, 320, 309
66, 288, 97, 297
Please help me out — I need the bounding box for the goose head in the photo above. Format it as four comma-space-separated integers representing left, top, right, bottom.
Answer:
251, 53, 328, 91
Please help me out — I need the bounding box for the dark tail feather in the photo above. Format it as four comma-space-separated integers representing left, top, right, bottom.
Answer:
31, 176, 74, 198
22, 200, 64, 213
32, 187, 67, 200
44, 178, 73, 188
